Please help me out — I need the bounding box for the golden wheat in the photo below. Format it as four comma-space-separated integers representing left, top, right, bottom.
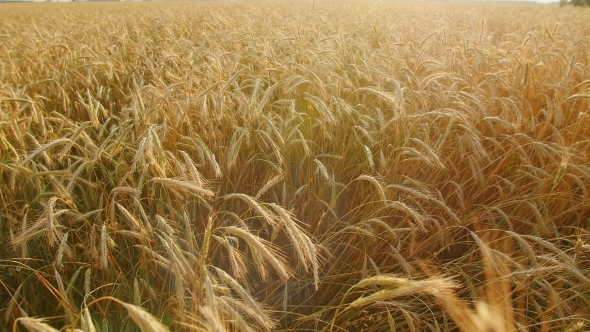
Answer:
1, 1, 589, 331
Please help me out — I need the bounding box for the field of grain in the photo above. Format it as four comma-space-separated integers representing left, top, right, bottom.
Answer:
1, 1, 589, 331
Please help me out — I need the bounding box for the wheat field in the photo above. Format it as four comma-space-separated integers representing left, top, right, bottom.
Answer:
0, 1, 589, 331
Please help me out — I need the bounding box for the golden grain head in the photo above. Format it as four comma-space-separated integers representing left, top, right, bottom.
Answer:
16, 318, 60, 332
122, 303, 170, 332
